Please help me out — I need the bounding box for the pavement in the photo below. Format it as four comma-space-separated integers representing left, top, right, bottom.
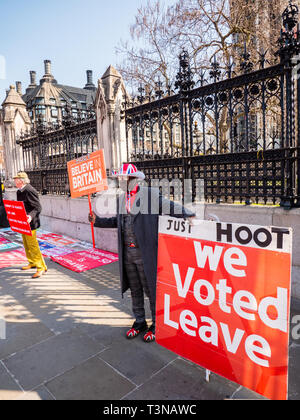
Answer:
0, 257, 299, 401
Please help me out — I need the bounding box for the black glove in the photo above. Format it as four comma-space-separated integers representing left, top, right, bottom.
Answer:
88, 212, 96, 224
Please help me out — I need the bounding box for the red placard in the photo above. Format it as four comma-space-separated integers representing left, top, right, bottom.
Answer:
67, 150, 108, 199
67, 150, 108, 248
3, 200, 32, 236
156, 216, 292, 401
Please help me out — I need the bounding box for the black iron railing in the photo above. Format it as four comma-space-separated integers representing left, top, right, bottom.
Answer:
17, 1, 300, 208
17, 105, 97, 195
124, 2, 300, 208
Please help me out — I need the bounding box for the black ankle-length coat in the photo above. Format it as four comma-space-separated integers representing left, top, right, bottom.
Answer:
17, 184, 42, 231
94, 186, 195, 303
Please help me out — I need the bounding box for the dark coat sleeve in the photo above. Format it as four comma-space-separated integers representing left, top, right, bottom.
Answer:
25, 187, 42, 220
94, 216, 118, 229
159, 194, 196, 219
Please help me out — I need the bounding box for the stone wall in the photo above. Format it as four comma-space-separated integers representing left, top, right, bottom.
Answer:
4, 189, 300, 298
4, 190, 118, 254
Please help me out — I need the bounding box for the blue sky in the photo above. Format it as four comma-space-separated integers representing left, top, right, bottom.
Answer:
0, 0, 176, 103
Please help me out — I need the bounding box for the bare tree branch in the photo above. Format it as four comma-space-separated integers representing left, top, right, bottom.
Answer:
116, 0, 286, 91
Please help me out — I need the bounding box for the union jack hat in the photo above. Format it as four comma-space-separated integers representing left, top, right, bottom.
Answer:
112, 163, 145, 180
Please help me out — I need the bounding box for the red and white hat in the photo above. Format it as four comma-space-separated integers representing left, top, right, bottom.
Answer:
112, 163, 145, 180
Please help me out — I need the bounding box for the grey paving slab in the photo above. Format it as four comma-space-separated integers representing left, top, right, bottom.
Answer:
45, 356, 136, 400
75, 324, 130, 346
5, 295, 95, 335
17, 385, 55, 401
0, 362, 23, 401
1, 251, 300, 401
0, 268, 39, 300
0, 320, 54, 360
0, 262, 130, 336
99, 337, 178, 386
123, 357, 239, 400
231, 387, 267, 400
56, 262, 121, 295
2, 329, 104, 391
288, 343, 300, 400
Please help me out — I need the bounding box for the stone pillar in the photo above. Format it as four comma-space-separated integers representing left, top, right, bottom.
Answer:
84, 70, 96, 91
95, 81, 111, 171
0, 85, 31, 187
29, 71, 37, 87
16, 81, 22, 95
44, 60, 52, 76
95, 65, 129, 173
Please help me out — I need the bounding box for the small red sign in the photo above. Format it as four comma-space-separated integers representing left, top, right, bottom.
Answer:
3, 200, 32, 236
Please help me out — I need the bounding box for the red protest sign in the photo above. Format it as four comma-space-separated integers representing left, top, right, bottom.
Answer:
156, 217, 292, 401
67, 149, 108, 199
67, 149, 108, 249
3, 200, 32, 236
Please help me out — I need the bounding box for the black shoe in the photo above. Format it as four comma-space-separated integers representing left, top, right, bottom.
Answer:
126, 321, 148, 339
143, 324, 156, 342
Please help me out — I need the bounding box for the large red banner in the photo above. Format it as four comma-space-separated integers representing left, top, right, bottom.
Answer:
3, 200, 32, 236
156, 217, 292, 400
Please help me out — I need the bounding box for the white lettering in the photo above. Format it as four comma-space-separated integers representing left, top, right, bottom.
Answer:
220, 323, 245, 354
194, 242, 224, 272
164, 294, 179, 329
233, 290, 257, 321
216, 279, 232, 314
173, 264, 195, 298
194, 280, 215, 306
292, 315, 300, 340
245, 335, 271, 367
180, 310, 197, 337
223, 247, 247, 277
199, 317, 218, 346
258, 287, 288, 333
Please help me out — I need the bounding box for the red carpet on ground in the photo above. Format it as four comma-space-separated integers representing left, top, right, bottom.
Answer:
51, 248, 119, 272
0, 249, 27, 268
0, 229, 119, 272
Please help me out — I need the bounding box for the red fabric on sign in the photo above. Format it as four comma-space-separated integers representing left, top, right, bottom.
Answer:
51, 248, 119, 272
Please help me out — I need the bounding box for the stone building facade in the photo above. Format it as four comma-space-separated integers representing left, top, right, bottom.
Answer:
20, 60, 97, 126
0, 85, 31, 185
95, 65, 128, 172
0, 62, 129, 185
0, 125, 4, 178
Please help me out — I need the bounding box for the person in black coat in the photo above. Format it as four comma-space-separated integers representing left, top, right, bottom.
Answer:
89, 164, 195, 342
0, 182, 9, 228
14, 172, 47, 278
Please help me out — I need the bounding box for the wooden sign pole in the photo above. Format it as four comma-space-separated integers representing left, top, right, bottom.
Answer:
88, 194, 96, 249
